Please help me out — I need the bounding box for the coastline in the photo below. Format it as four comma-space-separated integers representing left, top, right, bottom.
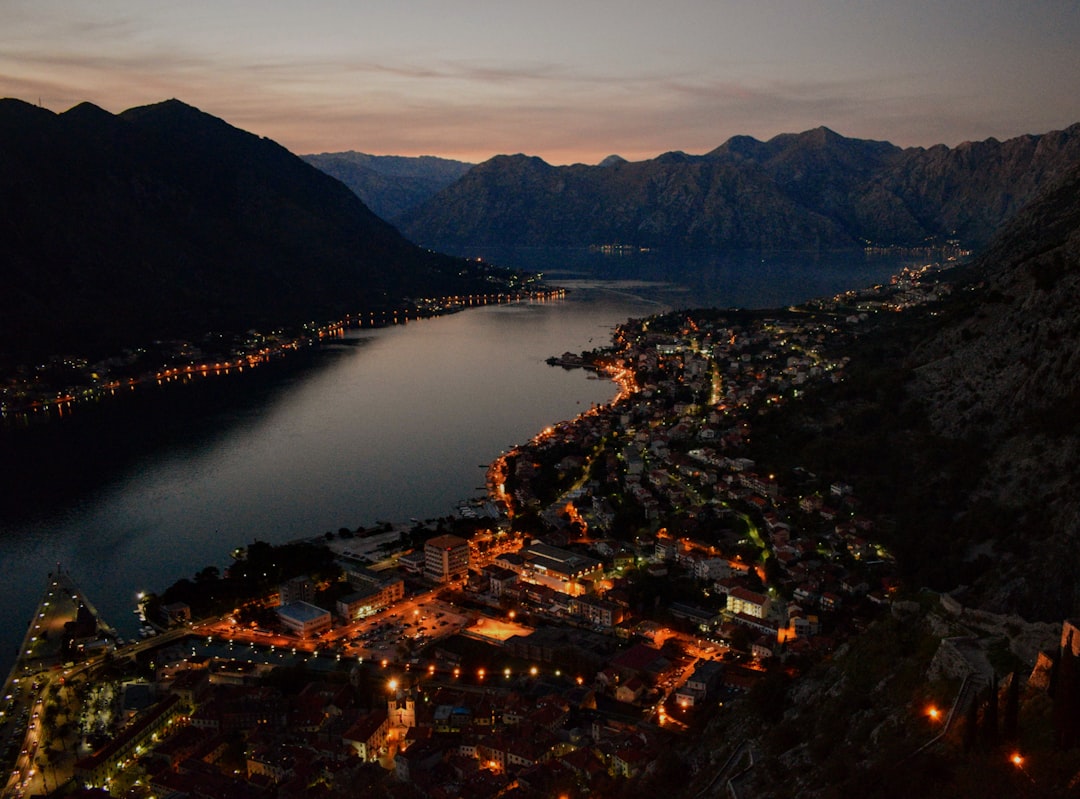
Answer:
0, 288, 565, 425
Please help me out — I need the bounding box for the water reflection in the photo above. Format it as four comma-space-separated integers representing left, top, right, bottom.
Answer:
0, 253, 907, 674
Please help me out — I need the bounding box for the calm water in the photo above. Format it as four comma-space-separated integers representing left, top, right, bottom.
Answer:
0, 250, 907, 675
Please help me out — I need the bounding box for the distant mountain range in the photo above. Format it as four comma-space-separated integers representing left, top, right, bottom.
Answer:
300, 152, 473, 221
0, 99, 504, 362
312, 124, 1080, 253
6, 96, 1079, 370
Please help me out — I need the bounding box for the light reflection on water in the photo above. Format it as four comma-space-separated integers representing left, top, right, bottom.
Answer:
0, 252, 908, 674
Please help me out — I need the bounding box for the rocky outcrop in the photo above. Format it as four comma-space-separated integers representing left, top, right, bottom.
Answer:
905, 164, 1080, 618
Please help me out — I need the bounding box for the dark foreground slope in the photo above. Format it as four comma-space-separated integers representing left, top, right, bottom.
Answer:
905, 162, 1080, 617
0, 99, 500, 362
748, 160, 1080, 621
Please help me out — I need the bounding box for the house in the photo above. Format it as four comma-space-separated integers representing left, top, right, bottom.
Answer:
276, 601, 332, 637
608, 643, 671, 684
397, 550, 426, 574
686, 660, 723, 696
676, 660, 723, 708
669, 602, 721, 631
573, 595, 624, 628
395, 739, 445, 783
789, 613, 820, 638
693, 557, 730, 581
752, 635, 775, 660
614, 676, 645, 704
726, 587, 770, 619
482, 565, 519, 597
342, 709, 390, 761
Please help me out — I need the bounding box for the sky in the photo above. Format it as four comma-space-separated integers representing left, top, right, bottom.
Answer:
3, 0, 1079, 165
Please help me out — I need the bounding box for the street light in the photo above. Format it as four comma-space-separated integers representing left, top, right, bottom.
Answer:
1011, 752, 1035, 784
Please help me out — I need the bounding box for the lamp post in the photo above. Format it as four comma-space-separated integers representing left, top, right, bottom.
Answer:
1010, 752, 1035, 785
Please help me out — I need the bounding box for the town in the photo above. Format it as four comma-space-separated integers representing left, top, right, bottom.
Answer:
0, 273, 557, 424
3, 260, 1005, 799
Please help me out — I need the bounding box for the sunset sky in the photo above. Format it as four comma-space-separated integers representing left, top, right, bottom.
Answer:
3, 0, 1079, 165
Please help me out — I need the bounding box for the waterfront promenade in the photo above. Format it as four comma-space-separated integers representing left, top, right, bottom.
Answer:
1, 567, 118, 798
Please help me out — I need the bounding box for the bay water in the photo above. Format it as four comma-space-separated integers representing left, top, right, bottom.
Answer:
0, 250, 908, 675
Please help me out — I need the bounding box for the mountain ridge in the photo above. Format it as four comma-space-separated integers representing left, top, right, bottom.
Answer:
387, 123, 1080, 253
300, 150, 473, 221
0, 98, 506, 362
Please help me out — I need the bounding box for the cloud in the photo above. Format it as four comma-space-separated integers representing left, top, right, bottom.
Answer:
2, 24, 1077, 165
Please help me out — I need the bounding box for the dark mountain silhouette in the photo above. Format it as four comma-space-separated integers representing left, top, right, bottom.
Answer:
394, 124, 1080, 253
0, 98, 503, 362
396, 150, 849, 251
300, 151, 473, 221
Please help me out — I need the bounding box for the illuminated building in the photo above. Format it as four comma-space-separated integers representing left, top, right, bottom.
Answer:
726, 586, 771, 619
343, 709, 391, 761
424, 534, 470, 583
495, 541, 603, 596
276, 601, 332, 637
336, 565, 405, 619
335, 579, 404, 620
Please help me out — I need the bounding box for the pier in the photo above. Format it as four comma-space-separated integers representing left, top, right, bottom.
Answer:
3, 566, 118, 692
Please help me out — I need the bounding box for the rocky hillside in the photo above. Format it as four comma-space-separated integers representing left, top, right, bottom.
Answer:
663, 165, 1080, 793
907, 161, 1080, 618
744, 159, 1080, 622
395, 124, 1080, 253
673, 599, 1072, 799
0, 99, 502, 362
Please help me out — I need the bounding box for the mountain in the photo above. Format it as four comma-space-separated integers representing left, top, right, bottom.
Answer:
904, 160, 1080, 617
395, 151, 851, 251
0, 99, 502, 362
743, 157, 1080, 622
394, 124, 1080, 253
300, 151, 473, 221
597, 154, 627, 167
667, 162, 1080, 799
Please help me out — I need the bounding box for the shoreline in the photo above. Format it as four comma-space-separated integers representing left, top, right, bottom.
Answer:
0, 287, 566, 426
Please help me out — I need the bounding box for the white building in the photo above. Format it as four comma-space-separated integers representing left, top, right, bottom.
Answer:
424, 534, 470, 583
726, 587, 771, 619
276, 601, 332, 637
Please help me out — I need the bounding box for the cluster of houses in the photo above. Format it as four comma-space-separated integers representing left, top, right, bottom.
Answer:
69, 274, 961, 796
74, 624, 750, 798
476, 303, 907, 663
